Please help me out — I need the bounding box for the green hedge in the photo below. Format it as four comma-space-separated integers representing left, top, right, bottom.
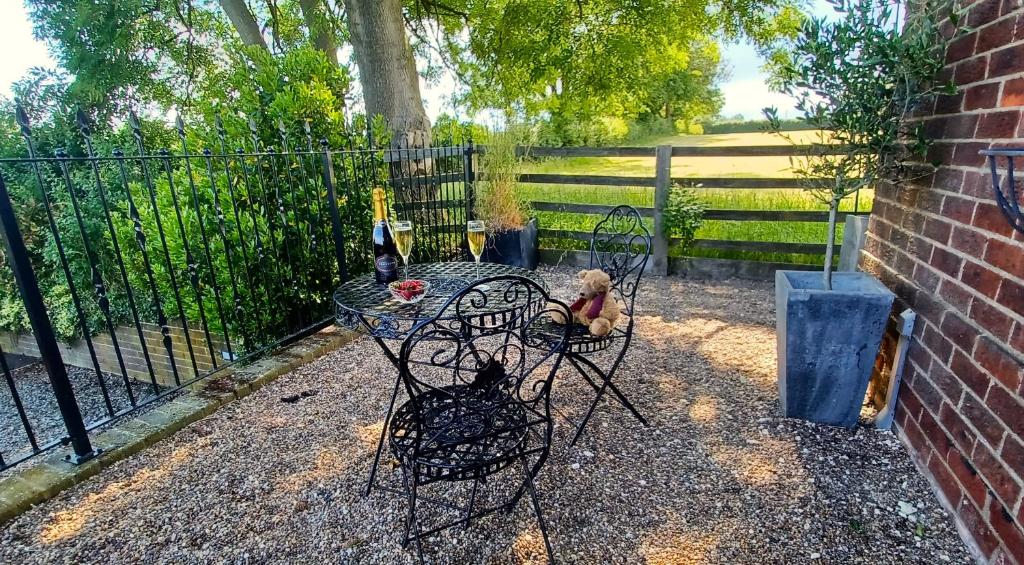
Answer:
704, 119, 815, 134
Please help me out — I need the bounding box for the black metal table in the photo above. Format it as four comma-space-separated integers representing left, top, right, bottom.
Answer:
333, 261, 547, 494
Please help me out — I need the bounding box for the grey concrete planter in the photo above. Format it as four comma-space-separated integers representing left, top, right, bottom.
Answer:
776, 270, 895, 428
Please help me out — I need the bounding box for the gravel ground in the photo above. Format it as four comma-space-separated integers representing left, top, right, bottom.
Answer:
0, 267, 972, 564
1, 363, 163, 465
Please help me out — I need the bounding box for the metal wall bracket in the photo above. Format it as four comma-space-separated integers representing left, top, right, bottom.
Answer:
980, 148, 1024, 234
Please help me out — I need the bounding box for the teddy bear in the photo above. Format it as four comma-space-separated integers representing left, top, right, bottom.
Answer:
548, 269, 621, 336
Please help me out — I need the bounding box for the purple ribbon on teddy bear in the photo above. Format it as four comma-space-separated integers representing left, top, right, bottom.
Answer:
570, 292, 606, 320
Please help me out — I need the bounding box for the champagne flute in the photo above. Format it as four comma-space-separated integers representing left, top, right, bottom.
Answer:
467, 220, 489, 290
394, 221, 414, 280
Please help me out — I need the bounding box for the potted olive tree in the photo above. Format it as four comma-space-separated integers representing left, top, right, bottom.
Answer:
764, 0, 959, 427
476, 126, 538, 269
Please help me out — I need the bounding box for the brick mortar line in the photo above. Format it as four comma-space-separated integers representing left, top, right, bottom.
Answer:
899, 377, 1021, 551
0, 326, 358, 525
900, 129, 1024, 143
895, 416, 989, 562
864, 249, 1024, 513
864, 245, 1017, 426
886, 188, 1024, 252
865, 230, 1024, 377
865, 221, 1020, 334
952, 70, 1024, 89
871, 197, 1024, 312
925, 183, 1018, 207
927, 104, 1024, 117
955, 20, 1023, 54
955, 35, 1024, 59
871, 200, 1024, 314
912, 378, 1023, 534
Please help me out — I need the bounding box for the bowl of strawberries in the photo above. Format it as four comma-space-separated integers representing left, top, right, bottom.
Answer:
388, 279, 430, 304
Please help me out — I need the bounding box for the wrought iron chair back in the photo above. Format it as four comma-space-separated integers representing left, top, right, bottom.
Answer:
588, 205, 652, 316
396, 276, 572, 478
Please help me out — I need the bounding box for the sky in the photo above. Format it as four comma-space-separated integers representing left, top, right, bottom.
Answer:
0, 1, 831, 122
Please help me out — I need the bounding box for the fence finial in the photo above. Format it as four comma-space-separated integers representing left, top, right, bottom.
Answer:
127, 110, 141, 133
214, 114, 226, 136
175, 113, 186, 137
303, 119, 313, 151
214, 114, 229, 153
14, 104, 31, 139
75, 108, 91, 138
247, 116, 259, 151
127, 110, 146, 152
276, 117, 289, 151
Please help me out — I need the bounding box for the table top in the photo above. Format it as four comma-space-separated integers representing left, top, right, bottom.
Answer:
334, 262, 547, 339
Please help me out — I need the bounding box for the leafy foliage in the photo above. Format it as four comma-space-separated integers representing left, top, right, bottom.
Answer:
663, 184, 706, 251
0, 43, 376, 344
763, 0, 961, 286
705, 118, 815, 134
26, 0, 225, 120
639, 41, 725, 126
425, 0, 798, 112
0, 0, 810, 341
409, 0, 798, 146
764, 0, 960, 204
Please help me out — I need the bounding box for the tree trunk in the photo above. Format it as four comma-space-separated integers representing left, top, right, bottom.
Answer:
298, 0, 338, 67
218, 0, 268, 51
343, 0, 431, 152
822, 197, 839, 291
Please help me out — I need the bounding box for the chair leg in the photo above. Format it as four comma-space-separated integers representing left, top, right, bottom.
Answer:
580, 355, 648, 426
568, 355, 602, 392
366, 371, 403, 496
400, 469, 425, 563
568, 349, 648, 447
521, 458, 556, 564
464, 477, 480, 530
569, 380, 608, 447
399, 468, 415, 546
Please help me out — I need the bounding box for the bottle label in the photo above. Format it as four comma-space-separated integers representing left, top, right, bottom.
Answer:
375, 254, 398, 279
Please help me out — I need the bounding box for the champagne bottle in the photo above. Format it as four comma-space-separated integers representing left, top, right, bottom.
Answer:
372, 188, 399, 284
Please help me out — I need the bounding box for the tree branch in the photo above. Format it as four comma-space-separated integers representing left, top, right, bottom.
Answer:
299, 0, 339, 66
218, 0, 269, 51
417, 0, 469, 20
265, 0, 285, 53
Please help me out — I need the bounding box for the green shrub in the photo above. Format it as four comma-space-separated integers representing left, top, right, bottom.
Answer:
765, 0, 960, 288
625, 117, 675, 142
663, 184, 705, 251
601, 117, 630, 143
674, 119, 705, 135
704, 118, 814, 134
0, 45, 374, 346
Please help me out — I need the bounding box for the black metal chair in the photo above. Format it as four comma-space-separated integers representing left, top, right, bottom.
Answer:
561, 205, 652, 446
388, 275, 572, 563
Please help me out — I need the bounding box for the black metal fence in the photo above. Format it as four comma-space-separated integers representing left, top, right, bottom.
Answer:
0, 108, 474, 471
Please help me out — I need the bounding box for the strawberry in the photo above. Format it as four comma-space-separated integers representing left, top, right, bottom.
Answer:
391, 279, 425, 301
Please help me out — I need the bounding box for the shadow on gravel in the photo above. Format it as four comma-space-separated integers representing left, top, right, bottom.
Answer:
1, 362, 166, 469
0, 268, 971, 564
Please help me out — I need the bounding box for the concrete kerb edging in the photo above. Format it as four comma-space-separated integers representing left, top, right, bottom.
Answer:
0, 325, 358, 525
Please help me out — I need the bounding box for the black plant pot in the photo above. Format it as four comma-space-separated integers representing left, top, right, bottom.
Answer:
481, 217, 539, 270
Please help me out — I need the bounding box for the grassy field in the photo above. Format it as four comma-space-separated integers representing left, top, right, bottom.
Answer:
515, 131, 870, 265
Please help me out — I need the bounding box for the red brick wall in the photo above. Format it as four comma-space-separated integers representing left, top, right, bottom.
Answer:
0, 323, 228, 387
859, 0, 1024, 561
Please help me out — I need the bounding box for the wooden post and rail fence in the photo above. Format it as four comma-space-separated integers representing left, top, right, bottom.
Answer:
509, 143, 867, 279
